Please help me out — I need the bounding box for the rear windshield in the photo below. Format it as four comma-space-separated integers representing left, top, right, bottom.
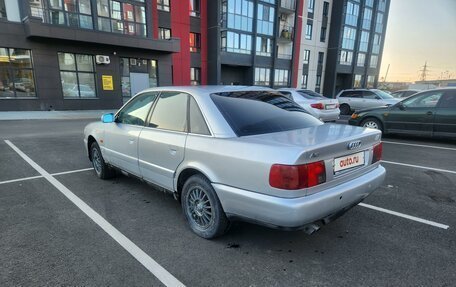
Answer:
298, 90, 326, 99
211, 92, 322, 137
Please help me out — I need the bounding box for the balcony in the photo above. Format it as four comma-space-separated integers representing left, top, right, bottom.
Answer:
278, 25, 294, 42
280, 0, 296, 13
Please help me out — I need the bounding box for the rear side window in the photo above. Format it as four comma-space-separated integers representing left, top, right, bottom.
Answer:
189, 97, 211, 135
438, 92, 456, 108
340, 91, 362, 98
149, 92, 188, 132
363, 91, 378, 99
211, 94, 322, 137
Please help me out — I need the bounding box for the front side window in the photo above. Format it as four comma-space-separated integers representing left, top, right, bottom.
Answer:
211, 92, 322, 137
0, 48, 36, 98
254, 67, 271, 86
189, 33, 201, 52
116, 92, 158, 126
189, 96, 210, 135
58, 52, 96, 98
403, 91, 445, 108
97, 0, 146, 36
149, 92, 188, 132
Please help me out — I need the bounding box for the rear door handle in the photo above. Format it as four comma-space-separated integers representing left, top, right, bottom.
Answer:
426, 111, 433, 116
128, 138, 135, 144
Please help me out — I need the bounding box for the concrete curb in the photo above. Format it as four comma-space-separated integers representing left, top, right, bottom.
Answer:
0, 110, 117, 121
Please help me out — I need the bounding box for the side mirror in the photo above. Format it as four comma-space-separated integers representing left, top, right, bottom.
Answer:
375, 96, 381, 100
101, 113, 114, 123
396, 102, 406, 110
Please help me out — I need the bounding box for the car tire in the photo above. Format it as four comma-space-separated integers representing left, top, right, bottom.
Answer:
181, 174, 230, 239
361, 118, 383, 132
90, 141, 116, 179
339, 104, 351, 115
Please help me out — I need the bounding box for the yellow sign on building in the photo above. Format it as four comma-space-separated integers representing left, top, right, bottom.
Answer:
102, 75, 114, 90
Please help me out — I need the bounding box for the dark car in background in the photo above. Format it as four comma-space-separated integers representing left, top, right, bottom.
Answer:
391, 89, 420, 98
348, 88, 456, 138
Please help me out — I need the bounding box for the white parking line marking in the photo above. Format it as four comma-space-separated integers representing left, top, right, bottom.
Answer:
359, 203, 450, 230
383, 141, 456, 151
4, 140, 185, 287
381, 160, 456, 175
0, 175, 43, 185
0, 168, 94, 186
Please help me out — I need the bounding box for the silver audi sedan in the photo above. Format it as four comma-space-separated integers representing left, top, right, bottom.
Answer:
84, 86, 385, 239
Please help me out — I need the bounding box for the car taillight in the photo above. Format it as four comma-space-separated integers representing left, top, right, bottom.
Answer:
269, 161, 326, 190
372, 142, 383, 163
311, 103, 324, 109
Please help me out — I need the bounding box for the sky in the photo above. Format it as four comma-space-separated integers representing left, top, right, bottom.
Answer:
379, 0, 456, 82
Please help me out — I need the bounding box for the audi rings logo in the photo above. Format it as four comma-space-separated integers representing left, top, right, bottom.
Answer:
347, 140, 362, 150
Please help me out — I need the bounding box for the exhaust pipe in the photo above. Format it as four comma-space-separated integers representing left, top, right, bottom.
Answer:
303, 223, 321, 235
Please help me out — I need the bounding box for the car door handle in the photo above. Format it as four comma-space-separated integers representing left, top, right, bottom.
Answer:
128, 138, 135, 144
169, 147, 177, 156
426, 111, 433, 116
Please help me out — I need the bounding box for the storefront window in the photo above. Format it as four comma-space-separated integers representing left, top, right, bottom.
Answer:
0, 48, 36, 98
58, 52, 97, 98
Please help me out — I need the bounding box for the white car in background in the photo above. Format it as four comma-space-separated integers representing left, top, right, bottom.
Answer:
336, 89, 400, 115
277, 88, 340, 122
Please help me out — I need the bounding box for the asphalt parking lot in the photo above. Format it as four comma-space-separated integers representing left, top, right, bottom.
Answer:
1, 119, 455, 286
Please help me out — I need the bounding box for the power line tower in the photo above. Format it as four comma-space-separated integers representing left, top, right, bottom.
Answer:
419, 61, 429, 81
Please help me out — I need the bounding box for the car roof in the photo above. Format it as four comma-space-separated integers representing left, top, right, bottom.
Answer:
138, 85, 274, 98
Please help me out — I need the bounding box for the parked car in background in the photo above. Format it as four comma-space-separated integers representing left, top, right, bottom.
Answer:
336, 89, 400, 115
277, 88, 340, 121
65, 84, 96, 98
84, 86, 385, 239
391, 89, 420, 98
349, 88, 456, 138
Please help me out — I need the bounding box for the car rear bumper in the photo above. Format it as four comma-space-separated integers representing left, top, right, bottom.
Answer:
315, 109, 340, 122
212, 165, 385, 228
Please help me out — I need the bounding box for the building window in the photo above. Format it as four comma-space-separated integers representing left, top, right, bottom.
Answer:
320, 27, 326, 42
190, 68, 201, 85
157, 0, 170, 11
301, 74, 308, 89
0, 0, 6, 19
189, 32, 201, 52
34, 0, 94, 29
316, 75, 321, 87
307, 0, 314, 13
254, 67, 270, 86
359, 31, 369, 52
222, 0, 254, 32
370, 55, 378, 68
189, 0, 200, 17
339, 50, 353, 65
303, 49, 310, 64
342, 26, 357, 50
362, 8, 372, 30
323, 1, 329, 17
372, 34, 381, 54
318, 52, 324, 64
357, 53, 366, 67
354, 74, 362, 87
257, 4, 275, 36
256, 36, 273, 57
221, 31, 252, 54
365, 0, 373, 7
305, 23, 312, 40
274, 69, 289, 86
378, 0, 386, 12
159, 27, 171, 39
375, 12, 384, 33
58, 53, 96, 98
120, 58, 158, 100
0, 48, 36, 98
345, 1, 359, 27
367, 75, 375, 88
97, 0, 146, 36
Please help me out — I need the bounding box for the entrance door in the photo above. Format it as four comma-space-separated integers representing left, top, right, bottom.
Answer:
130, 72, 150, 96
